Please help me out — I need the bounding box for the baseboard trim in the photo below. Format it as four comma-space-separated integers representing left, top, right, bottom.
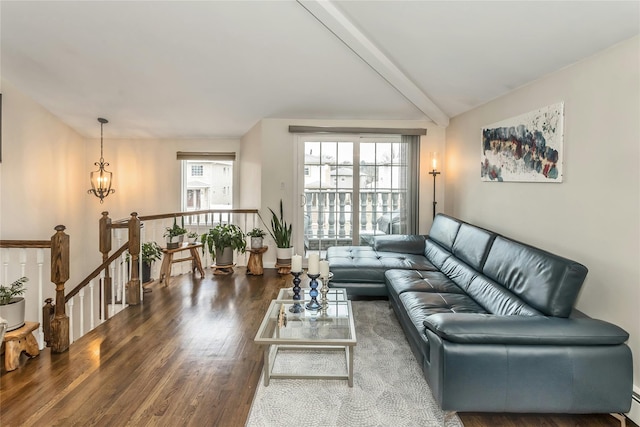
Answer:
626, 384, 640, 425
611, 412, 627, 427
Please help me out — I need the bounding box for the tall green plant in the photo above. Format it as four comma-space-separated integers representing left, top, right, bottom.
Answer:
141, 242, 163, 265
200, 224, 247, 260
265, 200, 292, 249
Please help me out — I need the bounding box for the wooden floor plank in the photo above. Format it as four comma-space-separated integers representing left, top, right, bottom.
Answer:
0, 268, 635, 427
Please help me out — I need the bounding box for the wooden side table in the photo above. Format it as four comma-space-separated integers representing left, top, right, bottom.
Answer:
275, 263, 291, 275
212, 264, 235, 275
159, 243, 205, 287
247, 246, 268, 275
1, 321, 40, 372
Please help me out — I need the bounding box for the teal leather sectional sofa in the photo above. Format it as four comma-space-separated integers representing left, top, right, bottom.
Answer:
327, 213, 633, 414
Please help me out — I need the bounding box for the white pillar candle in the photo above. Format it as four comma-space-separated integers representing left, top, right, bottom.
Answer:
319, 260, 330, 277
291, 254, 302, 273
308, 253, 320, 275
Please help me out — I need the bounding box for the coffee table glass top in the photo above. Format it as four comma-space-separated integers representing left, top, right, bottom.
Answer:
255, 299, 355, 345
276, 287, 347, 301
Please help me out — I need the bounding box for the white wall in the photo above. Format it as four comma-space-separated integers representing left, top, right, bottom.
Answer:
99, 137, 240, 220
0, 79, 90, 331
239, 120, 262, 209
258, 118, 446, 266
0, 79, 244, 337
445, 35, 640, 412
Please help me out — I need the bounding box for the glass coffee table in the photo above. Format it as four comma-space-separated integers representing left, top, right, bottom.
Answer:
254, 296, 356, 387
276, 286, 347, 301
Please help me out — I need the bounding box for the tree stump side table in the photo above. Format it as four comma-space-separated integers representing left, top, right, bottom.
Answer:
1, 321, 40, 372
274, 263, 291, 275
247, 246, 268, 275
212, 264, 235, 275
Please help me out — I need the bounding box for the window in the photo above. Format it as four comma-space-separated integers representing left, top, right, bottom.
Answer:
297, 135, 419, 255
178, 152, 235, 211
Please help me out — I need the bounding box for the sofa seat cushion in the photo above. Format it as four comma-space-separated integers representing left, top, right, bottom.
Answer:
386, 270, 465, 297
328, 246, 436, 283
399, 291, 488, 331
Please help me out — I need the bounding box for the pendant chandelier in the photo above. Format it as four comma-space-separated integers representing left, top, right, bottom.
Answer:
88, 117, 115, 203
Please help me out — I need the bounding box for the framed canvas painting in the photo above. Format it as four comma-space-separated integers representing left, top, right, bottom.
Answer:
481, 102, 564, 182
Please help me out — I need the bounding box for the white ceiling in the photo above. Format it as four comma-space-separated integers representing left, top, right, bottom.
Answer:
1, 1, 638, 139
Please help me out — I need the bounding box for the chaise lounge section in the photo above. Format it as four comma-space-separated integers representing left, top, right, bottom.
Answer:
327, 213, 633, 414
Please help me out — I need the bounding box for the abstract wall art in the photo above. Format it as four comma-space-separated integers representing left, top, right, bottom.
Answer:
481, 102, 564, 182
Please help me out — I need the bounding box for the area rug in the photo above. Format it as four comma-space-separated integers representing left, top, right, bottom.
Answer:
246, 300, 463, 427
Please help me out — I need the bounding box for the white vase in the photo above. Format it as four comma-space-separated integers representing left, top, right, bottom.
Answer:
276, 247, 293, 266
251, 237, 263, 249
0, 298, 25, 332
216, 247, 234, 266
166, 235, 181, 249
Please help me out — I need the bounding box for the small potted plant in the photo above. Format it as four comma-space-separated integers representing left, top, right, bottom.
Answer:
141, 242, 163, 283
265, 200, 293, 267
164, 216, 187, 249
201, 223, 247, 266
247, 227, 266, 249
0, 277, 28, 332
187, 231, 199, 244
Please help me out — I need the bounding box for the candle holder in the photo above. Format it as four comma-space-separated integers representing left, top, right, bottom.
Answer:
305, 273, 322, 311
289, 271, 304, 313
319, 272, 333, 316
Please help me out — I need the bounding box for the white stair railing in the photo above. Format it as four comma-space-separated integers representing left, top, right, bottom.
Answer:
0, 246, 51, 350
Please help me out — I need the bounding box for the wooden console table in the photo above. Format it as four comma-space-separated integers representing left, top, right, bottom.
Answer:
1, 321, 40, 372
159, 243, 205, 287
247, 246, 268, 275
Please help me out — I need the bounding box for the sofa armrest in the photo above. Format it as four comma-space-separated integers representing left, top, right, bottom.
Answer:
423, 313, 629, 345
372, 235, 426, 254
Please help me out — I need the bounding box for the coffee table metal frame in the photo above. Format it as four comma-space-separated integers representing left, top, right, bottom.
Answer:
254, 296, 356, 387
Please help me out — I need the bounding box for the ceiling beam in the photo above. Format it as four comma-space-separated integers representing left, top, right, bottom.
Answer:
297, 0, 449, 127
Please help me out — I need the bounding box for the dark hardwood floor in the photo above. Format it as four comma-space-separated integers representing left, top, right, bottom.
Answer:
0, 268, 635, 427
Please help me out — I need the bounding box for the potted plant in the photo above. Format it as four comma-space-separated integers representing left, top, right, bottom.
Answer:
0, 277, 28, 331
187, 231, 199, 244
265, 200, 293, 266
141, 242, 163, 283
164, 216, 187, 249
201, 223, 247, 266
247, 227, 266, 249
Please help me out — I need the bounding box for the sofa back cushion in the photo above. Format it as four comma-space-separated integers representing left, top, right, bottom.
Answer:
451, 223, 496, 271
465, 275, 542, 316
482, 236, 588, 317
373, 234, 426, 255
427, 214, 461, 251
424, 240, 452, 270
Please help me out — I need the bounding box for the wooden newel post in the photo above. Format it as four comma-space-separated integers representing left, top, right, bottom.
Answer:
127, 212, 141, 305
50, 225, 70, 353
42, 298, 54, 347
99, 211, 112, 319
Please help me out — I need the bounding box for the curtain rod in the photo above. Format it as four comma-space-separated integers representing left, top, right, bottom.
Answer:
288, 126, 426, 136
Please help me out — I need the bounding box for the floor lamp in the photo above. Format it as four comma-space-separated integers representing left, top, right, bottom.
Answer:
429, 152, 440, 219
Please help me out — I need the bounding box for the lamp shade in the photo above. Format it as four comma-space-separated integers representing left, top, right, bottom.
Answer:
89, 166, 113, 200
430, 152, 439, 170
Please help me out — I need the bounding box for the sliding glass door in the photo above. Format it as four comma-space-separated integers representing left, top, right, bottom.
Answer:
296, 135, 417, 257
